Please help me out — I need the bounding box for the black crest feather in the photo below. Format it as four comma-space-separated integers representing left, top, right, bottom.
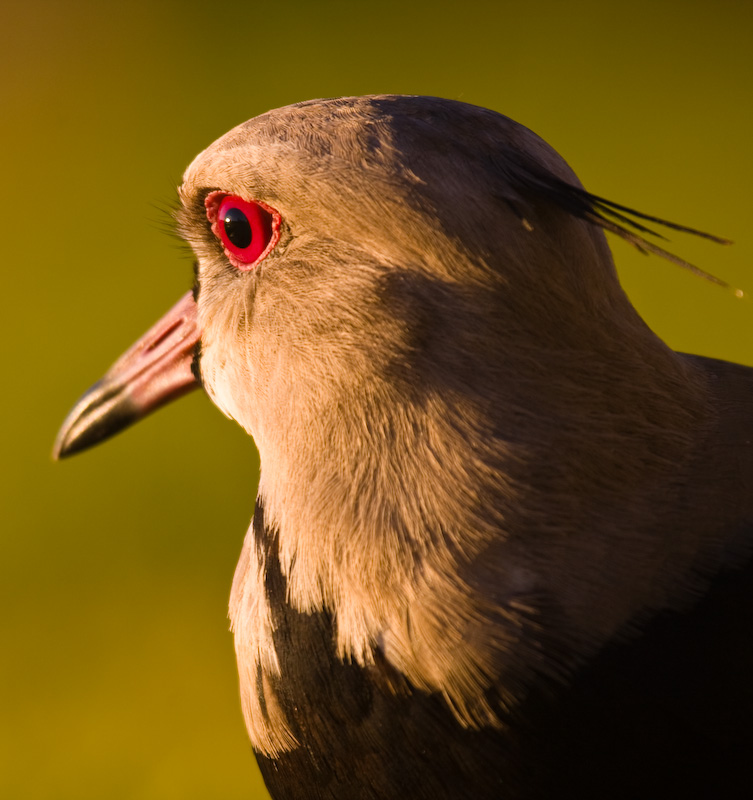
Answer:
505, 153, 739, 294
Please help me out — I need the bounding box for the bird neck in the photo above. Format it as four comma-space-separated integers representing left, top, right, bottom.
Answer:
249, 303, 717, 731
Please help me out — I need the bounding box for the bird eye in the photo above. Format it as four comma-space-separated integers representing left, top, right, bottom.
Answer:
205, 192, 281, 271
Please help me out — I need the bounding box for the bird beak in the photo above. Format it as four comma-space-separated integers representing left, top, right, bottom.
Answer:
53, 291, 201, 459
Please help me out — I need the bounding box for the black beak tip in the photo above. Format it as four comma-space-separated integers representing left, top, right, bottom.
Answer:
52, 435, 72, 461
52, 425, 94, 460
52, 379, 138, 461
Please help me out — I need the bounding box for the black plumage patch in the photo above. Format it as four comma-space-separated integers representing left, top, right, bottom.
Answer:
250, 498, 753, 800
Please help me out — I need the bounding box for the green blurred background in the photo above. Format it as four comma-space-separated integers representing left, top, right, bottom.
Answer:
3, 1, 752, 797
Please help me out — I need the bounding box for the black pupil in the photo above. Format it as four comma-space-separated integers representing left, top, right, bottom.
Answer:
223, 207, 252, 249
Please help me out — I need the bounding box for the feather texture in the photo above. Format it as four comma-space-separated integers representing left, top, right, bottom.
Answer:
57, 95, 753, 798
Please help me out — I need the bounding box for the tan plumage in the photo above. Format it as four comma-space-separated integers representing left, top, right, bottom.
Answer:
56, 95, 753, 798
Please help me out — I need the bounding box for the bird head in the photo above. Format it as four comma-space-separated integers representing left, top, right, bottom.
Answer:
180, 95, 642, 449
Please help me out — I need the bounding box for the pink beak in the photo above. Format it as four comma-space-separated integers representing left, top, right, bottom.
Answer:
53, 291, 201, 459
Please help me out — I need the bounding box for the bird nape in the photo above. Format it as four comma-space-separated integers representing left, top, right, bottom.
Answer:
54, 95, 753, 799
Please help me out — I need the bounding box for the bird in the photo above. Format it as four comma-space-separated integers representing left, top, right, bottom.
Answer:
54, 95, 753, 799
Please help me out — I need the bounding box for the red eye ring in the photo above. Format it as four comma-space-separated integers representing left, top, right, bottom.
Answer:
205, 191, 281, 271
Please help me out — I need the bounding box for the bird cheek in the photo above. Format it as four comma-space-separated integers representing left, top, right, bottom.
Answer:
197, 337, 258, 436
